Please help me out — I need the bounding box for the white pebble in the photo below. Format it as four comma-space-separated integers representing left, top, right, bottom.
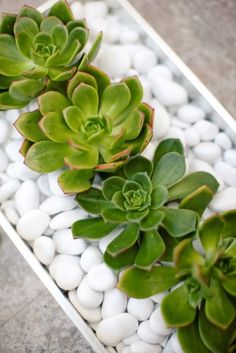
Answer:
123, 333, 140, 345
0, 180, 20, 203
0, 119, 10, 144
151, 76, 188, 107
224, 149, 236, 167
215, 132, 232, 150
149, 307, 172, 336
0, 149, 9, 172
96, 313, 138, 346
151, 100, 170, 139
133, 49, 157, 74
44, 227, 54, 236
193, 143, 221, 163
165, 127, 186, 148
99, 228, 122, 254
33, 236, 55, 265
87, 263, 116, 292
70, 1, 85, 18
15, 180, 39, 216
121, 348, 131, 353
37, 174, 52, 196
40, 195, 76, 215
210, 187, 236, 212
4, 207, 19, 225
130, 341, 161, 353
171, 117, 190, 130
53, 259, 83, 291
177, 104, 205, 123
102, 288, 127, 318
98, 45, 131, 78
137, 321, 165, 344
190, 159, 224, 190
193, 120, 219, 141
4, 140, 23, 162
141, 141, 156, 161
50, 209, 87, 230
150, 292, 167, 304
184, 127, 200, 147
139, 77, 152, 102
80, 245, 103, 272
16, 209, 50, 241
148, 65, 173, 82
49, 254, 80, 278
117, 343, 126, 352
128, 298, 154, 321
13, 161, 39, 180
77, 276, 103, 309
53, 229, 86, 255
48, 170, 65, 196
170, 334, 184, 353
84, 1, 108, 18
120, 27, 139, 44
214, 161, 236, 186
69, 290, 101, 323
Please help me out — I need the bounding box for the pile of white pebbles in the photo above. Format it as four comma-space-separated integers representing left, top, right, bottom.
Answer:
1, 1, 236, 353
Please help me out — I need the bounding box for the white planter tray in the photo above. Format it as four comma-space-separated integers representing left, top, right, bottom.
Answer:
1, 1, 236, 353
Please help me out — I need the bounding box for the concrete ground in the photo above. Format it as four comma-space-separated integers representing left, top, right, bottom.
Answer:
0, 1, 235, 353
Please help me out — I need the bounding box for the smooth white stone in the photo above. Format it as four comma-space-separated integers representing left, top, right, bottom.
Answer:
104, 21, 121, 43
141, 142, 156, 161
128, 298, 154, 321
0, 119, 10, 144
33, 236, 55, 265
117, 343, 126, 352
40, 195, 76, 215
130, 341, 161, 353
171, 117, 190, 130
177, 104, 205, 123
6, 163, 16, 179
15, 180, 39, 216
53, 229, 86, 255
121, 348, 131, 353
90, 322, 99, 331
84, 1, 108, 18
190, 159, 224, 190
0, 180, 20, 203
50, 209, 87, 230
96, 313, 138, 346
151, 100, 170, 139
150, 292, 167, 304
4, 140, 23, 162
10, 127, 22, 140
224, 149, 236, 167
139, 77, 152, 102
147, 65, 173, 82
13, 161, 39, 180
0, 172, 10, 183
53, 258, 83, 291
0, 149, 9, 172
37, 175, 52, 196
98, 45, 131, 78
122, 44, 146, 60
170, 334, 184, 353
149, 307, 172, 336
137, 321, 165, 344
123, 333, 140, 345
102, 288, 127, 319
193, 120, 219, 141
44, 227, 54, 236
4, 207, 19, 225
77, 276, 103, 309
70, 1, 85, 18
193, 143, 221, 163
87, 263, 117, 292
1, 200, 15, 210
49, 254, 80, 278
48, 170, 65, 196
99, 228, 122, 253
69, 290, 101, 323
120, 27, 139, 44
133, 49, 157, 74
4, 109, 20, 124
184, 127, 200, 147
17, 209, 50, 241
151, 76, 188, 107
80, 245, 103, 272
165, 127, 186, 148
215, 132, 232, 150
209, 187, 236, 212
214, 161, 236, 186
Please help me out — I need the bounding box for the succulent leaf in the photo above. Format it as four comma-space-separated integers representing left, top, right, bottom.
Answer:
178, 319, 211, 353
179, 185, 214, 217
107, 223, 140, 257
104, 244, 139, 271
72, 217, 117, 239
161, 207, 197, 238
14, 110, 47, 141
153, 138, 184, 168
58, 169, 94, 194
76, 187, 112, 214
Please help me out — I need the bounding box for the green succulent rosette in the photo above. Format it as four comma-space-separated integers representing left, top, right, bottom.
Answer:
0, 0, 91, 109
15, 64, 153, 193
119, 210, 236, 353
73, 138, 219, 271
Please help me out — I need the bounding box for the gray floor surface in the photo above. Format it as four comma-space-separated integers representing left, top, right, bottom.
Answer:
0, 0, 235, 352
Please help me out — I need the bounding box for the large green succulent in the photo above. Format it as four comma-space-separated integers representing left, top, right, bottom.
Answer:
73, 139, 219, 271
119, 210, 236, 353
15, 64, 153, 193
0, 0, 91, 109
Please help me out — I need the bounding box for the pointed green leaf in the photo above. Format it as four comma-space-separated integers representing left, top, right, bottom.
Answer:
19, 139, 33, 157
159, 228, 179, 262
161, 207, 197, 237
118, 266, 178, 298
64, 148, 99, 170
104, 244, 139, 271
132, 172, 152, 193
63, 105, 85, 133
162, 284, 196, 326
112, 191, 126, 210
9, 78, 45, 102
199, 214, 225, 254
107, 223, 140, 256
135, 230, 166, 269
140, 210, 164, 231
39, 91, 70, 115
23, 66, 48, 79
52, 24, 68, 50
34, 32, 52, 46
76, 187, 112, 215
100, 82, 131, 119
48, 66, 76, 82
40, 16, 63, 34
72, 217, 117, 239
67, 71, 98, 101
72, 83, 98, 117
221, 210, 236, 239
88, 31, 103, 63
102, 207, 127, 224
0, 13, 16, 35
118, 110, 144, 140
222, 276, 236, 298
168, 172, 219, 200
152, 152, 186, 188
40, 111, 73, 142
122, 180, 142, 193
138, 102, 154, 125
0, 91, 27, 110
58, 169, 94, 194
124, 155, 153, 179
18, 5, 43, 26
126, 209, 149, 222
14, 110, 46, 142
48, 0, 74, 23
14, 17, 39, 39
173, 239, 204, 269
153, 138, 184, 168
180, 185, 214, 217
46, 39, 80, 67
102, 176, 125, 200
151, 185, 168, 209
84, 64, 111, 101
129, 123, 153, 154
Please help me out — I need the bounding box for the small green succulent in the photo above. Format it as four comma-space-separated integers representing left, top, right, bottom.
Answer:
15, 64, 153, 193
0, 0, 93, 109
119, 210, 236, 353
73, 139, 219, 271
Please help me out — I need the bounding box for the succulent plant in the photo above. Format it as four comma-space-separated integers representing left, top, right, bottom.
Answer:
15, 63, 153, 193
119, 210, 236, 353
73, 138, 219, 271
0, 0, 94, 109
